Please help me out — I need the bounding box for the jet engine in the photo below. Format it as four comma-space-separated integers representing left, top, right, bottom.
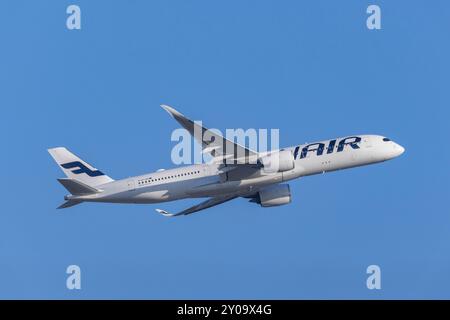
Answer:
250, 184, 292, 207
258, 150, 295, 173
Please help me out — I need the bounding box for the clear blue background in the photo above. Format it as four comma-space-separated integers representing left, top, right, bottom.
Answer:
0, 0, 449, 299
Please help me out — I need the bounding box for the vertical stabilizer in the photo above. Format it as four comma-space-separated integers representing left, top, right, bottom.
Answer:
48, 147, 113, 186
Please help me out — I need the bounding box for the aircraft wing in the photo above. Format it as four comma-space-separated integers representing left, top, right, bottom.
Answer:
155, 194, 239, 217
161, 105, 259, 164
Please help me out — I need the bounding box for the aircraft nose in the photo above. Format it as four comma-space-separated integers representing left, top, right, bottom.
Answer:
393, 143, 405, 157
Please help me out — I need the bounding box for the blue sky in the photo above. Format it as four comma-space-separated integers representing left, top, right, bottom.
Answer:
0, 0, 449, 299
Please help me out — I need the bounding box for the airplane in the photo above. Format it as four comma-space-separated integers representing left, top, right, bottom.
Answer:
48, 105, 405, 217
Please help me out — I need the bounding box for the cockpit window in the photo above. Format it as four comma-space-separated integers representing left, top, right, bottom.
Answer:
382, 137, 391, 142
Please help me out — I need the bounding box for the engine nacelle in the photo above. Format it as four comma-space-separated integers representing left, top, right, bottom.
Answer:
256, 184, 292, 207
258, 150, 295, 173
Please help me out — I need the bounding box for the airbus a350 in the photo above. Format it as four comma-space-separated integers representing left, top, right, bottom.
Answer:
48, 105, 404, 216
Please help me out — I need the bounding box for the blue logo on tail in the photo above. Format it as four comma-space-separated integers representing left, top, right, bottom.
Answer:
61, 161, 105, 177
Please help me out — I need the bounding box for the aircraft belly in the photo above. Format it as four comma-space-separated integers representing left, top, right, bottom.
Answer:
133, 190, 170, 203
187, 173, 283, 197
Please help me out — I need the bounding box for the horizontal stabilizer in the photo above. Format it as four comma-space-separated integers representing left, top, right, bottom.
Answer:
57, 199, 83, 209
57, 178, 99, 195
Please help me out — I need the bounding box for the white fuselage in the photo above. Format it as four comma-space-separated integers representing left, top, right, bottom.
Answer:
67, 134, 404, 204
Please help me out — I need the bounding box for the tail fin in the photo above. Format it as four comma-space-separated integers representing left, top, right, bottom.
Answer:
48, 147, 114, 187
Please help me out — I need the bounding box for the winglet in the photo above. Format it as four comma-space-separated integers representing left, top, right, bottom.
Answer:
155, 208, 178, 217
160, 104, 184, 119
